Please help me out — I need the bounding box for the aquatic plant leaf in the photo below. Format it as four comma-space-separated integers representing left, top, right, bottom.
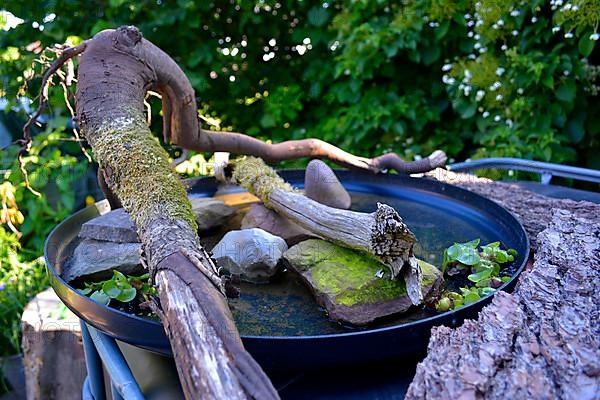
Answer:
468, 268, 493, 283
78, 287, 92, 295
102, 280, 122, 299
115, 287, 137, 302
90, 290, 110, 305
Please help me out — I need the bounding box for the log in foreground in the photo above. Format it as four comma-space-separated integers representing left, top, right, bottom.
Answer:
75, 27, 277, 399
406, 169, 600, 399
223, 157, 424, 305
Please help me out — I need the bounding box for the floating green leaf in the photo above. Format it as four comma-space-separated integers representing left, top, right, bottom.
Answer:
437, 239, 518, 311
468, 268, 493, 283
115, 287, 137, 302
90, 290, 110, 305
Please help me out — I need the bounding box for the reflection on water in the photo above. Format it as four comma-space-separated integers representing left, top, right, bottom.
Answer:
229, 192, 507, 337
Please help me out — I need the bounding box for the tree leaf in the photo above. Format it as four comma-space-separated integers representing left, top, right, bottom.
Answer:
567, 117, 586, 143
556, 81, 576, 103
308, 7, 329, 27
578, 32, 595, 57
260, 114, 276, 128
541, 74, 554, 89
421, 45, 441, 65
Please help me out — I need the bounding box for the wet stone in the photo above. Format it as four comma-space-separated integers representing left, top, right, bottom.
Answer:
240, 203, 312, 246
62, 239, 143, 282
190, 197, 236, 232
79, 208, 139, 243
304, 159, 352, 209
212, 228, 288, 283
284, 239, 444, 326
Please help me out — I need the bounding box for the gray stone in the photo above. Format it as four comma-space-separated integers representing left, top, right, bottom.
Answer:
240, 203, 312, 246
211, 228, 288, 283
62, 239, 143, 282
283, 239, 444, 326
79, 208, 140, 243
304, 159, 352, 209
190, 197, 236, 232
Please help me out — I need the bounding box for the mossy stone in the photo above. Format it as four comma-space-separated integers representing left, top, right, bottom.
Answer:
284, 239, 443, 325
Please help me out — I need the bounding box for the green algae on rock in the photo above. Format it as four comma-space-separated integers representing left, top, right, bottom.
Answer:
283, 239, 444, 326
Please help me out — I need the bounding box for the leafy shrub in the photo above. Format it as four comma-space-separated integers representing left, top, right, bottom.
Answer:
0, 0, 598, 171
0, 226, 48, 356
0, 0, 598, 356
0, 128, 89, 355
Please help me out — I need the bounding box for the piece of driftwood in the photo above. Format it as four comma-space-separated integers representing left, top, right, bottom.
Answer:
224, 157, 424, 305
21, 288, 86, 400
74, 27, 277, 399
406, 169, 600, 399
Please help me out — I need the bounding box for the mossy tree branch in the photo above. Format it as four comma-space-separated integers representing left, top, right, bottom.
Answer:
74, 27, 278, 400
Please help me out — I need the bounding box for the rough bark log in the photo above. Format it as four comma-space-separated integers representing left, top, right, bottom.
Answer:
406, 169, 600, 400
74, 27, 277, 399
225, 157, 424, 304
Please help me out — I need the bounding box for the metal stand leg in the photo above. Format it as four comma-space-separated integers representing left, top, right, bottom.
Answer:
111, 382, 124, 400
81, 321, 106, 400
86, 324, 145, 400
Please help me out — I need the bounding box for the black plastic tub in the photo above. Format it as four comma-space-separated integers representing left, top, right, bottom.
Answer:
45, 170, 529, 371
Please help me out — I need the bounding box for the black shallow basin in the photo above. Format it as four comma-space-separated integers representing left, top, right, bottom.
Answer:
45, 170, 529, 371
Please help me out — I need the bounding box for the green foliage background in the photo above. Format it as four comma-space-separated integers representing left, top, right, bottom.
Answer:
0, 0, 598, 360
2, 0, 599, 169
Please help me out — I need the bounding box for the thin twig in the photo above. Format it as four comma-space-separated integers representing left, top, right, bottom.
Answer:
60, 78, 92, 162
17, 41, 88, 195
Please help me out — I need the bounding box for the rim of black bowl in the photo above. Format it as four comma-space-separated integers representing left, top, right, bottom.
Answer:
44, 170, 530, 342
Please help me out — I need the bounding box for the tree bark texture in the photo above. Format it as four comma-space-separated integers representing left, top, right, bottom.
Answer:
21, 288, 86, 400
75, 27, 277, 399
406, 169, 600, 400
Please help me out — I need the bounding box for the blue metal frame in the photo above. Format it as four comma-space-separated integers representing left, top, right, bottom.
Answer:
80, 322, 144, 400
448, 157, 600, 184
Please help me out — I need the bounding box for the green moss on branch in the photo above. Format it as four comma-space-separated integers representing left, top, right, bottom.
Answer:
88, 109, 197, 232
230, 157, 294, 205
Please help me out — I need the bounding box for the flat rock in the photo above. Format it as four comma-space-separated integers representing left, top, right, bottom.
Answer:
283, 239, 443, 326
240, 203, 312, 246
79, 198, 235, 244
62, 239, 143, 282
79, 208, 139, 243
304, 159, 352, 209
190, 197, 236, 232
212, 228, 288, 283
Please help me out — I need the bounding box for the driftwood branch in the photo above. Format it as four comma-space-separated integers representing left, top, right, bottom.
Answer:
225, 157, 424, 304
72, 27, 277, 399
406, 169, 600, 399
191, 129, 447, 174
